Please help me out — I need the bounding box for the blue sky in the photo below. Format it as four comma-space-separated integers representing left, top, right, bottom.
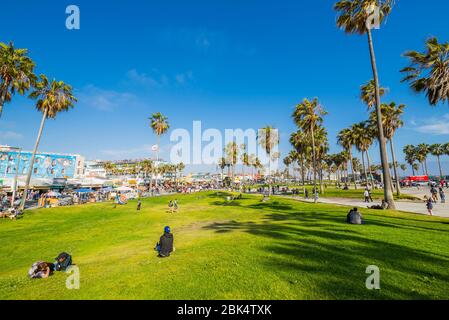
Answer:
1, 0, 449, 173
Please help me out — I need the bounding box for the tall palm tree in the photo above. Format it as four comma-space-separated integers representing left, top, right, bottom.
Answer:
225, 141, 239, 186
258, 126, 279, 196
283, 155, 292, 179
290, 130, 309, 188
287, 150, 299, 182
20, 75, 76, 210
352, 121, 374, 186
0, 42, 36, 119
337, 127, 357, 189
404, 145, 418, 175
430, 144, 445, 178
240, 144, 250, 185
149, 112, 170, 162
293, 98, 327, 202
401, 37, 449, 106
370, 102, 405, 195
334, 0, 396, 209
417, 143, 430, 176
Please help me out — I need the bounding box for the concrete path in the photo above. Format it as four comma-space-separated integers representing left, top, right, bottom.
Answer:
284, 187, 449, 218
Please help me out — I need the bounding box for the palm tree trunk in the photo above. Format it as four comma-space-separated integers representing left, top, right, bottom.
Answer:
411, 165, 415, 176
0, 85, 7, 119
437, 155, 443, 178
268, 153, 272, 196
349, 150, 357, 190
424, 159, 429, 176
367, 29, 396, 209
310, 125, 317, 203
361, 151, 368, 186
20, 108, 48, 211
366, 151, 375, 187
389, 138, 401, 196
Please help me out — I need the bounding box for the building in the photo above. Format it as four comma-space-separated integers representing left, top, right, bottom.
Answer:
0, 145, 85, 189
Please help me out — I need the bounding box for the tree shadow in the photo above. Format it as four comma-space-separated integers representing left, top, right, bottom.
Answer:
202, 203, 449, 299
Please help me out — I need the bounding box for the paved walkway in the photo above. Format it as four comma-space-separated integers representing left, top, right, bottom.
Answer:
284, 187, 449, 218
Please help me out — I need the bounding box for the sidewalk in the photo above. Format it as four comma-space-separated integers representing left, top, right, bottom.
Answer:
283, 187, 449, 218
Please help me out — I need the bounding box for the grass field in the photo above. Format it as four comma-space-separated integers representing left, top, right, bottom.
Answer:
0, 192, 448, 300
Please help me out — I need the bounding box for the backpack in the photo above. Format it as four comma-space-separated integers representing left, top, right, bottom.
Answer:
54, 252, 72, 271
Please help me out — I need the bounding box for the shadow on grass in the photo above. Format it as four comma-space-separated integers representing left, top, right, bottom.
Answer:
202, 201, 449, 299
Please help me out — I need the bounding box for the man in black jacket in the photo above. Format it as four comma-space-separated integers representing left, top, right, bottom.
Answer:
156, 226, 174, 257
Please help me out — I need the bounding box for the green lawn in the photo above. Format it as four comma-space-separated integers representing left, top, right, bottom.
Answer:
0, 192, 448, 300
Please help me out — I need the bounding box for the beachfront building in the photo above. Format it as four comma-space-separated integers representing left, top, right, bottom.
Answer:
0, 145, 85, 189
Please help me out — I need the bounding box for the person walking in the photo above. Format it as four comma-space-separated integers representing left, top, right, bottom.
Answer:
364, 189, 370, 203
426, 197, 434, 216
439, 187, 446, 204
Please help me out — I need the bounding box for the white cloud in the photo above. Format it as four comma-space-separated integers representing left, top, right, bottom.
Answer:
77, 85, 138, 111
175, 71, 194, 85
0, 131, 23, 141
126, 69, 168, 88
415, 114, 449, 135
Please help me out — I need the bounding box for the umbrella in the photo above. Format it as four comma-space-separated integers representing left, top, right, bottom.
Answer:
47, 191, 62, 198
115, 186, 134, 192
74, 188, 95, 193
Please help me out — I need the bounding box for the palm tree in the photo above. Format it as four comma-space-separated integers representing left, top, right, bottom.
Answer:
287, 150, 299, 182
352, 121, 374, 187
290, 130, 309, 188
20, 75, 76, 210
337, 127, 357, 189
334, 0, 396, 209
399, 164, 407, 176
430, 144, 445, 178
258, 126, 279, 196
149, 112, 170, 162
360, 79, 386, 110
240, 144, 250, 185
224, 142, 239, 187
176, 162, 185, 188
218, 157, 227, 186
401, 37, 449, 106
404, 145, 418, 175
417, 143, 430, 176
293, 98, 327, 201
103, 161, 115, 177
0, 42, 36, 119
370, 102, 405, 195
283, 155, 292, 179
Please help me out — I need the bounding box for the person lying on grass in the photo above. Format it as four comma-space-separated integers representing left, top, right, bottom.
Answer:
28, 262, 54, 279
155, 226, 174, 258
368, 200, 387, 210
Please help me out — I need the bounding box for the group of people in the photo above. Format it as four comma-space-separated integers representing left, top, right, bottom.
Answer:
28, 252, 73, 279
425, 186, 446, 216
168, 199, 179, 213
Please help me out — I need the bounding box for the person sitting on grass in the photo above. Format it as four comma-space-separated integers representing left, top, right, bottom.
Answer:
346, 207, 364, 225
155, 226, 174, 258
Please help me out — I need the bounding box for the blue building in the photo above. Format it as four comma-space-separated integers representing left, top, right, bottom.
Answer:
0, 149, 85, 180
